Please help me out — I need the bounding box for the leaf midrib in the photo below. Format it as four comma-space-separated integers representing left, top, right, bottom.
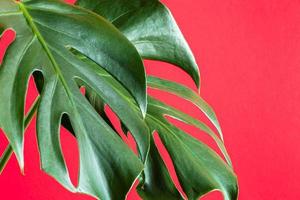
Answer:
17, 2, 90, 158
18, 2, 73, 102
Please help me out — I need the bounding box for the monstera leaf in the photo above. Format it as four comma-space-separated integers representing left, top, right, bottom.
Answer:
72, 54, 238, 199
76, 0, 200, 87
0, 0, 150, 199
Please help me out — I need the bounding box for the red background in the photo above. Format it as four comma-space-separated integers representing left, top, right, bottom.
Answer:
1, 0, 300, 199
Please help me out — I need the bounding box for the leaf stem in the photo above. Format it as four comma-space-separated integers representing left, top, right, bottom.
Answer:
0, 96, 40, 174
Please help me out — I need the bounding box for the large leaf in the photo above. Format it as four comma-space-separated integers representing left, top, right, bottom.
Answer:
76, 0, 200, 87
0, 0, 150, 199
70, 54, 238, 199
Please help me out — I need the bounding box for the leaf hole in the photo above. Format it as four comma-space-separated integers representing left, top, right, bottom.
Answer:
65, 0, 77, 4
60, 113, 79, 187
32, 71, 44, 94
79, 85, 86, 96
104, 105, 138, 154
25, 75, 40, 115
0, 28, 16, 65
127, 132, 138, 155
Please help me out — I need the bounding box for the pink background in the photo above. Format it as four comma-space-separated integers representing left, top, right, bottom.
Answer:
1, 0, 300, 199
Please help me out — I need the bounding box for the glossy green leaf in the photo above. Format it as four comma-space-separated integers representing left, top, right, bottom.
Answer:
0, 0, 149, 199
146, 97, 238, 200
76, 0, 200, 87
70, 54, 238, 199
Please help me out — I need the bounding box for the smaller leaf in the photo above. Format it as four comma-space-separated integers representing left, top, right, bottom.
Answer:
146, 103, 238, 200
73, 56, 237, 199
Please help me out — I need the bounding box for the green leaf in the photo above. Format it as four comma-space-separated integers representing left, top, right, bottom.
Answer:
0, 0, 149, 199
70, 55, 238, 199
146, 98, 238, 200
76, 0, 200, 87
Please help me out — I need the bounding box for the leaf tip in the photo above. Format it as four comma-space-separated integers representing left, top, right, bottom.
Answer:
133, 81, 147, 117
11, 142, 25, 175
17, 153, 25, 175
138, 94, 148, 118
193, 67, 201, 90
140, 102, 147, 119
